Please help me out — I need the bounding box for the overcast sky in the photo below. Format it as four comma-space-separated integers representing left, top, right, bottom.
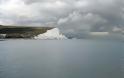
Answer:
0, 0, 124, 34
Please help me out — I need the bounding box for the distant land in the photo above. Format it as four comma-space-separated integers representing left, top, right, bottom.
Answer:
0, 25, 53, 38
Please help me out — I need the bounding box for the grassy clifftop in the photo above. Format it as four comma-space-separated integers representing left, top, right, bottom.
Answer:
0, 25, 54, 38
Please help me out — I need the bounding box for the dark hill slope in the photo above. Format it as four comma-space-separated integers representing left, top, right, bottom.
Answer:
0, 25, 53, 38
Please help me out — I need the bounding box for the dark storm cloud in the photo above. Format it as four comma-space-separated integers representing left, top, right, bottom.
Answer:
0, 0, 124, 34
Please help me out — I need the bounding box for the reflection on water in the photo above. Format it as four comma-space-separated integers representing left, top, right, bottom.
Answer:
0, 39, 123, 78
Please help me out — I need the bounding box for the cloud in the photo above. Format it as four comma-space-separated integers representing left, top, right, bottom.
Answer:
0, 0, 124, 37
0, 0, 72, 26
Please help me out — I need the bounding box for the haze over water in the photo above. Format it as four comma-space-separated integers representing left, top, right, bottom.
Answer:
0, 39, 123, 78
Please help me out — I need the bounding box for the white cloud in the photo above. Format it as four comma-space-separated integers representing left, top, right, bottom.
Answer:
75, 0, 89, 8
58, 11, 107, 34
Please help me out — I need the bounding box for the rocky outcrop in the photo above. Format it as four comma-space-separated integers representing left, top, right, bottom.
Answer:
0, 34, 6, 38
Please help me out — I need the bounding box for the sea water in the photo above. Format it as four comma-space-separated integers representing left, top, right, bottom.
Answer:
0, 39, 123, 78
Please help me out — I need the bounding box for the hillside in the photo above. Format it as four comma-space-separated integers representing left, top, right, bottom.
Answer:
0, 25, 54, 38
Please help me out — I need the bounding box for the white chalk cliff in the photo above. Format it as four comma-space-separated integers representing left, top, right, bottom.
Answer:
34, 28, 67, 39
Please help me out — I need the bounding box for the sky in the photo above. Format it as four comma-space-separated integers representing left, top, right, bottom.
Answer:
0, 0, 124, 36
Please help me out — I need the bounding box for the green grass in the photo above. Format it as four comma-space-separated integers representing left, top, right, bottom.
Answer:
0, 25, 54, 38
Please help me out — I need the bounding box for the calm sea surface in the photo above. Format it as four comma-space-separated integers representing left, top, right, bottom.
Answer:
0, 39, 123, 78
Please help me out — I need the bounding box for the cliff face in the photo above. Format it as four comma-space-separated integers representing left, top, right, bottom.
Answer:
0, 25, 53, 38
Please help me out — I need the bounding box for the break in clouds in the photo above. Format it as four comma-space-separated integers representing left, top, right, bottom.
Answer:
0, 0, 124, 37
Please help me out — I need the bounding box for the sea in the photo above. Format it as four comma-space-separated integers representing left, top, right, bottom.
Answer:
0, 39, 123, 78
